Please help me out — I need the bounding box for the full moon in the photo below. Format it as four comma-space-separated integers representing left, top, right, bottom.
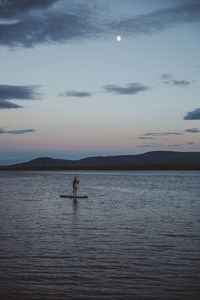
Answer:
116, 35, 121, 42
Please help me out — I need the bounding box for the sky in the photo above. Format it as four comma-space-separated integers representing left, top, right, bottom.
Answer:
0, 0, 200, 165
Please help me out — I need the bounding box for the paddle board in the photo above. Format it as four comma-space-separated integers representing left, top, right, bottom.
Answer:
60, 195, 88, 199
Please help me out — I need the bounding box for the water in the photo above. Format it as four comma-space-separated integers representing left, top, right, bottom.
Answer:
0, 170, 199, 300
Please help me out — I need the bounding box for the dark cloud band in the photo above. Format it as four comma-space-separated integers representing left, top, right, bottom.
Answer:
0, 1, 101, 48
0, 0, 57, 19
0, 0, 199, 48
113, 1, 200, 37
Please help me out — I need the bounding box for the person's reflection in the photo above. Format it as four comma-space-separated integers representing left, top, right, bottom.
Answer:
73, 199, 78, 216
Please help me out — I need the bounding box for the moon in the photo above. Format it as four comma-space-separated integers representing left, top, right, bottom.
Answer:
116, 35, 121, 42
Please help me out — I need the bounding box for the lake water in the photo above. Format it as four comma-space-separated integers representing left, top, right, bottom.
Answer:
0, 171, 200, 300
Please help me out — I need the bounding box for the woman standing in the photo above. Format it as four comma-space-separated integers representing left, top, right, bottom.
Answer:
73, 176, 79, 197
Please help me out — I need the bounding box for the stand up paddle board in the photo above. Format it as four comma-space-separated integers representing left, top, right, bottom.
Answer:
60, 195, 88, 199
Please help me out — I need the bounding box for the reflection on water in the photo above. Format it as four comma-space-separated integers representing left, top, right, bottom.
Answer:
72, 199, 78, 216
0, 170, 200, 300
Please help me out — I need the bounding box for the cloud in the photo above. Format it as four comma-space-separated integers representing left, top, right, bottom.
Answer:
172, 80, 190, 86
186, 142, 195, 145
142, 132, 183, 137
103, 83, 150, 95
138, 136, 155, 140
61, 83, 150, 98
60, 90, 92, 97
0, 129, 6, 134
136, 142, 163, 148
161, 74, 172, 80
0, 0, 57, 19
0, 128, 36, 135
184, 108, 200, 120
0, 84, 41, 100
0, 0, 102, 48
136, 145, 153, 148
1, 0, 200, 48
7, 129, 36, 134
0, 101, 22, 109
0, 84, 41, 109
184, 128, 200, 133
160, 74, 190, 87
113, 1, 200, 37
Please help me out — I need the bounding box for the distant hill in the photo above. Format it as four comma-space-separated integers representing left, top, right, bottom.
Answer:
1, 151, 200, 170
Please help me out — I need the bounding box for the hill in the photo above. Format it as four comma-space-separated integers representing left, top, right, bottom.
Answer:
0, 151, 200, 170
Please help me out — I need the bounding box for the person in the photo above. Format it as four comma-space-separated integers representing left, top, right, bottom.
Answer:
73, 176, 79, 197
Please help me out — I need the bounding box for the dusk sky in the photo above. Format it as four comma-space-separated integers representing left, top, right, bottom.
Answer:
0, 0, 200, 164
